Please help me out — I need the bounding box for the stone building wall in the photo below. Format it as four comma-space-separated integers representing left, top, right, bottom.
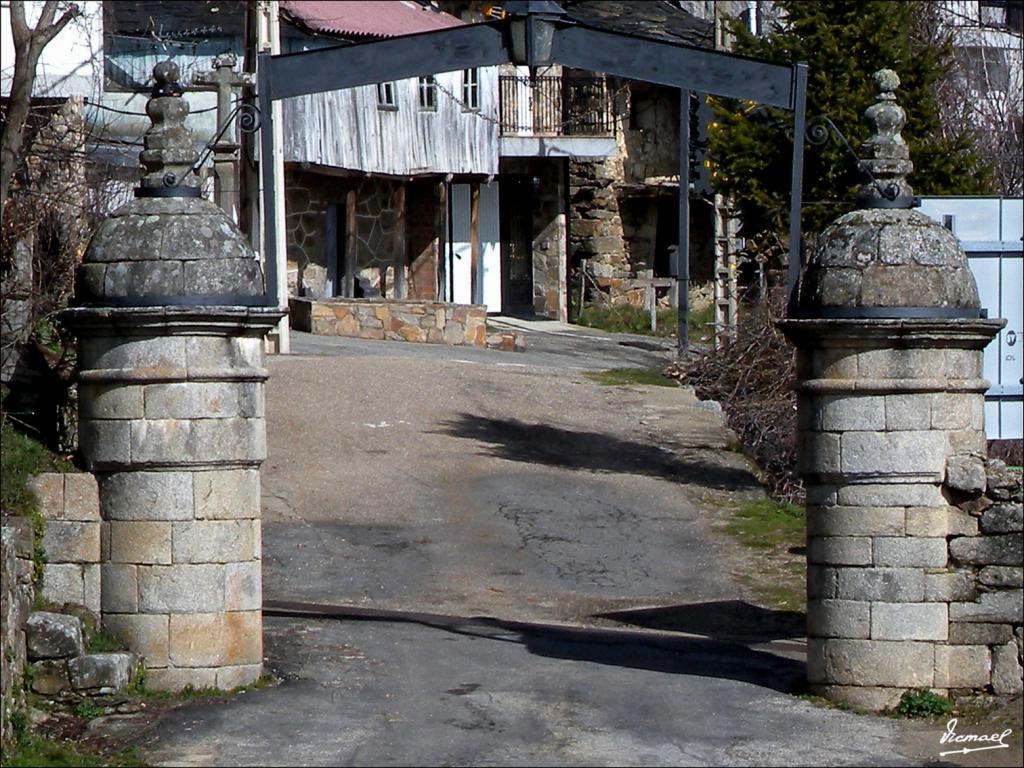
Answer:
569, 82, 715, 309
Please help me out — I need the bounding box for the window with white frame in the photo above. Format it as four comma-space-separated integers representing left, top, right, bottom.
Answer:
462, 68, 480, 110
418, 76, 437, 111
376, 81, 397, 110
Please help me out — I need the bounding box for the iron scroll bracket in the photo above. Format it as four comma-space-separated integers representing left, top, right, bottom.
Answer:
154, 103, 262, 191
804, 115, 920, 209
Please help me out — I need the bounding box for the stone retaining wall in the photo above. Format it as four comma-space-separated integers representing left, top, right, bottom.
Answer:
1, 517, 35, 746
290, 297, 519, 350
28, 473, 100, 617
944, 458, 1023, 695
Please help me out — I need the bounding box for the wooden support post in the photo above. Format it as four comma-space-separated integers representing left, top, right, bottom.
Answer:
394, 184, 407, 299
345, 189, 358, 298
436, 182, 448, 301
470, 183, 480, 305
677, 89, 691, 356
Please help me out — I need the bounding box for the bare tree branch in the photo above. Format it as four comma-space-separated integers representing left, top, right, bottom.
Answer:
1, 1, 82, 204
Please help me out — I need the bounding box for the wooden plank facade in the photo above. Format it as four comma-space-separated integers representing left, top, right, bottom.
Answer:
282, 69, 500, 177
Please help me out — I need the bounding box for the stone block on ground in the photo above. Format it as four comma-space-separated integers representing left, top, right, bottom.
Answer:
68, 652, 140, 694
30, 659, 70, 695
26, 611, 84, 659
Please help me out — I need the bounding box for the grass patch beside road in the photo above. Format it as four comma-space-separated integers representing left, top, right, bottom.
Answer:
585, 368, 679, 388
712, 495, 807, 612
576, 303, 715, 342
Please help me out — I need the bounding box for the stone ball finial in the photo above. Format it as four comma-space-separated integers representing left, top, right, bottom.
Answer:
152, 60, 184, 98
857, 67, 914, 208
873, 68, 899, 98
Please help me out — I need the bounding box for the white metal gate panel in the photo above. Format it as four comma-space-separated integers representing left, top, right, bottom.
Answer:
921, 197, 1024, 439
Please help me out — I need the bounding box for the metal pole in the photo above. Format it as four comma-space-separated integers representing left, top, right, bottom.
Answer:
257, 53, 278, 311
677, 88, 690, 356
787, 62, 809, 307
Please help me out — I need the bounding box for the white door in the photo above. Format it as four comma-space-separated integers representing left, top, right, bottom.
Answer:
450, 184, 472, 304
479, 181, 502, 312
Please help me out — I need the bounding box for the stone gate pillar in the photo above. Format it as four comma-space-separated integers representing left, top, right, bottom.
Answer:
780, 70, 1004, 710
62, 62, 283, 691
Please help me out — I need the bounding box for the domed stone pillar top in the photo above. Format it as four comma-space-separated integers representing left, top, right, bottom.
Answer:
788, 69, 1001, 324
67, 61, 275, 309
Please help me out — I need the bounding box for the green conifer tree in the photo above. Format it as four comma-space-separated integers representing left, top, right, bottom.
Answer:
709, 0, 993, 257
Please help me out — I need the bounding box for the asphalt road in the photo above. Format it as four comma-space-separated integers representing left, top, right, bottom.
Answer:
132, 326, 955, 766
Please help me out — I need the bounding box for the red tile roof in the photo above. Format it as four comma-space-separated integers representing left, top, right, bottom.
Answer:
281, 1, 464, 39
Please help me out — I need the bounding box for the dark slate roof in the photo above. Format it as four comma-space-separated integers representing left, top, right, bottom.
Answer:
560, 1, 714, 48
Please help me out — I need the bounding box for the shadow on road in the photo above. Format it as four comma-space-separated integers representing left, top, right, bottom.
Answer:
595, 599, 806, 644
437, 414, 759, 491
264, 600, 806, 694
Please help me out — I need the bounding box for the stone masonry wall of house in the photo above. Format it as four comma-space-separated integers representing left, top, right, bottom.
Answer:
286, 171, 437, 300
570, 83, 715, 310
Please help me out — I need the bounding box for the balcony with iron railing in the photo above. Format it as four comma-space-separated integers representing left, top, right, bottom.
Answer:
498, 74, 615, 138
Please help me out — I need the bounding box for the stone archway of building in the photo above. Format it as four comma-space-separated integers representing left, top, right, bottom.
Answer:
256, 0, 808, 354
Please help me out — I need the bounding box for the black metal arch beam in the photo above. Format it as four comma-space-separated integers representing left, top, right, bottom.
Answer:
260, 19, 794, 107
263, 22, 513, 101
550, 25, 794, 108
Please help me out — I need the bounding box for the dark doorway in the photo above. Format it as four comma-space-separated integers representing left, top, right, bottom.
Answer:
654, 193, 680, 278
501, 175, 534, 312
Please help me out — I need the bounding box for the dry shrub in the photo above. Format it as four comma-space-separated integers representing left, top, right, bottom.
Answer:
670, 289, 804, 504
